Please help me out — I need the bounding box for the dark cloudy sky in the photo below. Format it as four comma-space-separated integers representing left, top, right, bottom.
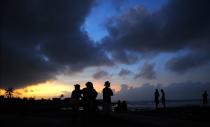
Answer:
1, 0, 210, 99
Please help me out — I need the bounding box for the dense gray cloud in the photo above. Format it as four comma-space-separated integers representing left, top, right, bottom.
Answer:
93, 70, 109, 79
0, 0, 112, 88
113, 82, 210, 101
118, 68, 132, 77
102, 0, 210, 72
166, 51, 210, 74
1, 0, 210, 88
107, 49, 139, 64
134, 62, 156, 79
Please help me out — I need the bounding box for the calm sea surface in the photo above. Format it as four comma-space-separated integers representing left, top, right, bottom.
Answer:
122, 99, 209, 111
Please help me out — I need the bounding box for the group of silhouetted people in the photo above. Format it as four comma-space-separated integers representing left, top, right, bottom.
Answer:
154, 89, 208, 109
71, 82, 98, 114
70, 82, 100, 124
71, 81, 114, 115
114, 100, 127, 112
154, 89, 166, 109
71, 82, 209, 114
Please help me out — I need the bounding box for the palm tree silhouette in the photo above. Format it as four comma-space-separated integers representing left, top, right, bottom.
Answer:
5, 88, 14, 98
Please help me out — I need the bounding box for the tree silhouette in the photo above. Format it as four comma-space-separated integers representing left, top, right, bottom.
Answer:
5, 88, 14, 98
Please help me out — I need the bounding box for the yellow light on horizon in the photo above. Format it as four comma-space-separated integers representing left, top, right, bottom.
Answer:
14, 80, 73, 99
0, 80, 121, 99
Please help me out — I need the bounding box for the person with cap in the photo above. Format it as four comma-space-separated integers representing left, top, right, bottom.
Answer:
71, 84, 82, 111
102, 81, 113, 113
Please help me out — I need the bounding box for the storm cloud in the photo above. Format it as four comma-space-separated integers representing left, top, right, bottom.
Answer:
1, 0, 210, 89
134, 62, 156, 79
93, 70, 109, 80
0, 0, 112, 88
166, 51, 210, 74
118, 68, 132, 77
102, 0, 210, 72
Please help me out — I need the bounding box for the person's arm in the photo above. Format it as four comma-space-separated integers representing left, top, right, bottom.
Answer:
71, 91, 74, 98
94, 89, 98, 98
110, 89, 113, 96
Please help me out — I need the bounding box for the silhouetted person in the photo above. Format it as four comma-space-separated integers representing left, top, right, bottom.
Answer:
202, 91, 208, 105
82, 82, 98, 112
82, 82, 98, 123
71, 84, 82, 111
102, 81, 113, 113
121, 100, 128, 112
161, 89, 166, 108
71, 84, 82, 124
154, 89, 160, 109
114, 100, 121, 112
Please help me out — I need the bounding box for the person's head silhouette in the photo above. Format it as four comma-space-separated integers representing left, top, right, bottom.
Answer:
86, 81, 93, 89
74, 84, 80, 90
104, 81, 111, 87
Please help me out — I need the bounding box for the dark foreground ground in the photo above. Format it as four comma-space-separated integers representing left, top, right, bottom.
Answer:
0, 106, 210, 127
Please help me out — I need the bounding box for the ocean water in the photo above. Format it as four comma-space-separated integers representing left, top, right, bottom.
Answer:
61, 99, 209, 111
125, 99, 208, 111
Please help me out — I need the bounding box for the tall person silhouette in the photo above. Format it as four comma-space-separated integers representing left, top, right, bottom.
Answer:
154, 89, 160, 109
161, 89, 166, 108
102, 81, 113, 113
202, 91, 208, 105
71, 84, 82, 111
82, 82, 98, 113
71, 84, 82, 124
81, 82, 98, 124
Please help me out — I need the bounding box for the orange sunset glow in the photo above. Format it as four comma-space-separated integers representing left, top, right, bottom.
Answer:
0, 80, 120, 99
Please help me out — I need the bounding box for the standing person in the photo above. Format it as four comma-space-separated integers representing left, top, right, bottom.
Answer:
82, 82, 98, 113
71, 84, 82, 124
161, 89, 166, 108
121, 100, 128, 112
202, 91, 208, 105
154, 89, 160, 109
102, 81, 113, 113
82, 82, 98, 123
71, 84, 82, 111
114, 100, 121, 112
